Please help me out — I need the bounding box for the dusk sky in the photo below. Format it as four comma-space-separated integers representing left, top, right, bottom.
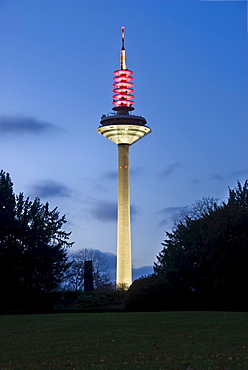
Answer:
0, 0, 247, 280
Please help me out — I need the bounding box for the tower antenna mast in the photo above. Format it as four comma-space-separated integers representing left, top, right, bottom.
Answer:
122, 26, 125, 49
120, 26, 127, 70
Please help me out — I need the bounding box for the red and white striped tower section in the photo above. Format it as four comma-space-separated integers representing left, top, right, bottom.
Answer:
97, 27, 151, 289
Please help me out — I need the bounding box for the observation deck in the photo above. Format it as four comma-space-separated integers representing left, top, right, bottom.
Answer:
100, 112, 147, 126
98, 113, 150, 145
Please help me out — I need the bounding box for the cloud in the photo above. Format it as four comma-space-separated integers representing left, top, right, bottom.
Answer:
193, 170, 248, 185
131, 167, 145, 177
209, 170, 248, 182
230, 170, 248, 179
130, 204, 138, 219
0, 114, 58, 135
158, 162, 182, 179
89, 199, 138, 222
90, 200, 117, 222
133, 266, 154, 280
209, 174, 225, 181
158, 206, 183, 228
100, 170, 117, 181
31, 180, 72, 199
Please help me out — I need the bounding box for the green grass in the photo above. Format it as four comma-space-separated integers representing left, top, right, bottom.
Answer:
0, 311, 247, 369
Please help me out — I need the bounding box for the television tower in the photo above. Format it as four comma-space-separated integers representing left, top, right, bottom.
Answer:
97, 27, 151, 289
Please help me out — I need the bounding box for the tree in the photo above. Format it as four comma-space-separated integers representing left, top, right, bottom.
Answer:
0, 171, 21, 308
125, 273, 190, 311
154, 180, 248, 310
62, 248, 112, 291
0, 170, 73, 311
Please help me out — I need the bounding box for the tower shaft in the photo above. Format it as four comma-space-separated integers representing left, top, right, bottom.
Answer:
117, 144, 132, 288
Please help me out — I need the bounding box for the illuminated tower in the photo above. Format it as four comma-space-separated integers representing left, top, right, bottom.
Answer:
97, 27, 151, 289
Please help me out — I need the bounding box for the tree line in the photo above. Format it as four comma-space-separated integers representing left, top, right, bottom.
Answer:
1, 169, 247, 312
125, 180, 248, 311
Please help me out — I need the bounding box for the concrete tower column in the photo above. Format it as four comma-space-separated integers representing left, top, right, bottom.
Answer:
117, 144, 131, 288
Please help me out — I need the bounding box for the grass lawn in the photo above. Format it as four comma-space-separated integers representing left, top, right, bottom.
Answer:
0, 311, 247, 369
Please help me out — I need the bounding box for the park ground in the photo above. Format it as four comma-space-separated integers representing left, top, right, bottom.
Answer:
0, 311, 247, 369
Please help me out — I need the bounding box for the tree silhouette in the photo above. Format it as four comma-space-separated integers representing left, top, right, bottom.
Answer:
154, 180, 248, 310
0, 170, 73, 311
